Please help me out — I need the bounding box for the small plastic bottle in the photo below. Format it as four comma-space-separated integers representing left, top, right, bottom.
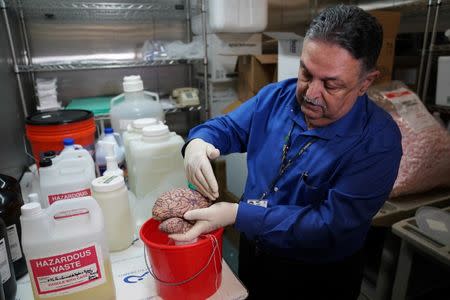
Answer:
91, 175, 134, 252
95, 128, 125, 176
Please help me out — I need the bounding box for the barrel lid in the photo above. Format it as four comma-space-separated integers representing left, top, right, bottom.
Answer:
26, 109, 93, 125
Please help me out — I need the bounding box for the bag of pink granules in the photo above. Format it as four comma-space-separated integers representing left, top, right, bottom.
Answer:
368, 81, 450, 198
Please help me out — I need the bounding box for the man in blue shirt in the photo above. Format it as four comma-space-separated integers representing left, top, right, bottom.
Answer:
170, 5, 402, 299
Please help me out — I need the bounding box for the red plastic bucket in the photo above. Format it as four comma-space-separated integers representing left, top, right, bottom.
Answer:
140, 218, 223, 300
25, 110, 96, 162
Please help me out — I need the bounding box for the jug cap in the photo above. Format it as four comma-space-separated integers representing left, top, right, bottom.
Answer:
142, 124, 169, 137
63, 138, 74, 146
133, 118, 158, 129
92, 175, 125, 192
39, 157, 53, 168
123, 75, 144, 92
21, 202, 43, 217
104, 127, 114, 134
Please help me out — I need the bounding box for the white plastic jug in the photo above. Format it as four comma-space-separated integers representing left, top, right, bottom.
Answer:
123, 118, 159, 194
39, 143, 96, 208
20, 197, 115, 300
95, 127, 125, 176
110, 75, 165, 135
128, 124, 186, 229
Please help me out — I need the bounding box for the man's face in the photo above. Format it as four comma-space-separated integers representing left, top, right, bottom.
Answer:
296, 39, 377, 128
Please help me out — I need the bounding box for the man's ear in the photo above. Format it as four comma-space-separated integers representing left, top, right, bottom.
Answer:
358, 69, 380, 96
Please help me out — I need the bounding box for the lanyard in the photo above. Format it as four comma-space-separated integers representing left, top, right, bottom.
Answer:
259, 122, 317, 200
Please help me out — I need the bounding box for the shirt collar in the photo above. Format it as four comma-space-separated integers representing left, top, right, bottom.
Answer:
288, 94, 368, 140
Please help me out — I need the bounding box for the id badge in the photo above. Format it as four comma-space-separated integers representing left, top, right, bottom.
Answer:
247, 199, 268, 208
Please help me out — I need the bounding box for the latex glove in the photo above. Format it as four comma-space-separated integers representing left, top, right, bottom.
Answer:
184, 138, 220, 200
169, 202, 238, 242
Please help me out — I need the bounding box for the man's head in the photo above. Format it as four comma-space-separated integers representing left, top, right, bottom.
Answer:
296, 5, 383, 128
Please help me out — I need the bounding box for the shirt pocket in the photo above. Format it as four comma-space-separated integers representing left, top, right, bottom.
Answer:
300, 171, 331, 206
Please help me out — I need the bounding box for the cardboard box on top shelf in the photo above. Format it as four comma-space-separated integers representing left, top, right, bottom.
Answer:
222, 32, 304, 114
196, 33, 262, 82
264, 32, 304, 82
370, 11, 401, 83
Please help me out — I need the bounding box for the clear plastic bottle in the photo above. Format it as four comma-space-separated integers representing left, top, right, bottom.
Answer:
110, 75, 165, 135
91, 175, 134, 252
95, 128, 125, 176
20, 198, 115, 300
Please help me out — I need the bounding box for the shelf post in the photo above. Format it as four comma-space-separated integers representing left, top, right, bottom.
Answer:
1, 0, 29, 117
201, 0, 209, 120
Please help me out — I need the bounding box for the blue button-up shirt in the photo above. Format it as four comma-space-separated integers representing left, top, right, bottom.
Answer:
188, 78, 402, 262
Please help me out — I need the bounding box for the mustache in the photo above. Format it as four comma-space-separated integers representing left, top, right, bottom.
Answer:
301, 95, 327, 110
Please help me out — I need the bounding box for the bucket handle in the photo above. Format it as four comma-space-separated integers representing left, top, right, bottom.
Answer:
144, 234, 221, 287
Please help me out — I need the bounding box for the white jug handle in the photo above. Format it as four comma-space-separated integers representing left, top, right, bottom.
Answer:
111, 93, 124, 106
113, 132, 124, 148
143, 91, 160, 102
48, 197, 103, 230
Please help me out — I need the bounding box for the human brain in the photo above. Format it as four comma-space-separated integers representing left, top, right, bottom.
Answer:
152, 187, 211, 234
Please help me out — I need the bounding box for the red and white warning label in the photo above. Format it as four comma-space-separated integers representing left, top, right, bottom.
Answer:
29, 244, 105, 296
47, 188, 92, 205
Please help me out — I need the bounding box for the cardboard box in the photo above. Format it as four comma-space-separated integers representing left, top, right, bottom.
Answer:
236, 54, 277, 100
370, 11, 401, 83
222, 99, 245, 114
196, 33, 262, 82
264, 32, 304, 81
436, 56, 450, 107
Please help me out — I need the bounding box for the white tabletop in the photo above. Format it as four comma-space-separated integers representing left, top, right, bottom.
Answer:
16, 239, 248, 300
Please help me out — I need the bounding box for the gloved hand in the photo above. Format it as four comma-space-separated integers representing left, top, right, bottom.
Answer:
184, 138, 220, 200
169, 202, 239, 242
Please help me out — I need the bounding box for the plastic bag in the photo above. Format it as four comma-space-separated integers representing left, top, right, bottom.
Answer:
368, 81, 450, 198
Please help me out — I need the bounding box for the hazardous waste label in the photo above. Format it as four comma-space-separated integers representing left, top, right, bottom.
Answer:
29, 244, 105, 296
47, 188, 92, 205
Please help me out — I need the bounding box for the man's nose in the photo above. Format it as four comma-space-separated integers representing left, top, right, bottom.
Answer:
305, 80, 322, 100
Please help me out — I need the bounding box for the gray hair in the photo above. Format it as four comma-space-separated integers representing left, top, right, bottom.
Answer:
305, 5, 383, 73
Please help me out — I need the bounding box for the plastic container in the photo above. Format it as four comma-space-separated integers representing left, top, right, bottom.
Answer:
128, 124, 186, 228
26, 110, 96, 163
91, 175, 134, 252
39, 142, 95, 208
20, 197, 115, 300
0, 175, 27, 279
140, 218, 223, 300
0, 218, 16, 300
416, 206, 450, 245
192, 0, 268, 35
66, 97, 113, 117
123, 118, 159, 194
110, 75, 165, 135
95, 128, 125, 176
